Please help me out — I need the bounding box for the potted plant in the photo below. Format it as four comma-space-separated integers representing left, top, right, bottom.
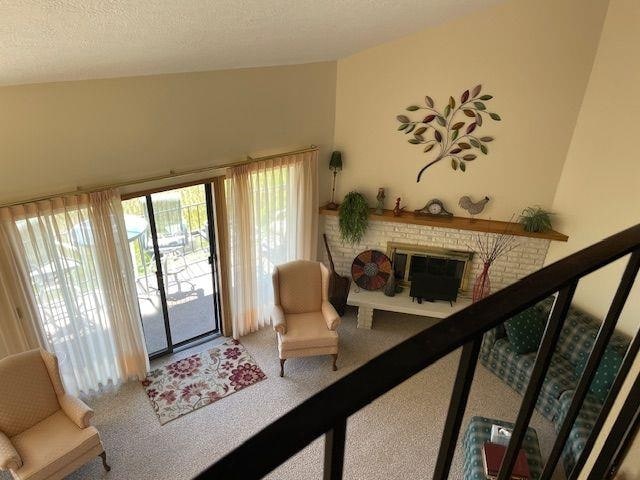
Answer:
520, 206, 553, 233
338, 192, 369, 245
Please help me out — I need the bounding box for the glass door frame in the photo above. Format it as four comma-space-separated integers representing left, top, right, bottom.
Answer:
142, 183, 222, 360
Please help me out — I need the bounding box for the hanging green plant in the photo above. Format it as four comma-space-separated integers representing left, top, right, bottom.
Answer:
338, 191, 369, 245
520, 206, 554, 232
396, 84, 501, 182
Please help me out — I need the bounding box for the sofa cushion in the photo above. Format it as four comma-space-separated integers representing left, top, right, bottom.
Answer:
504, 306, 547, 354
556, 390, 603, 475
11, 410, 101, 480
536, 298, 629, 368
484, 338, 579, 421
278, 312, 338, 351
479, 326, 505, 362
483, 338, 560, 421
539, 355, 578, 405
558, 313, 601, 367
487, 338, 536, 391
574, 345, 623, 403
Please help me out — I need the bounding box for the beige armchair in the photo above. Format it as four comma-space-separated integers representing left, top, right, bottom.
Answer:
272, 260, 341, 377
0, 349, 110, 480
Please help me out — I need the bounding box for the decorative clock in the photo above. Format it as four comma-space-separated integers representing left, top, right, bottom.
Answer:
414, 199, 453, 217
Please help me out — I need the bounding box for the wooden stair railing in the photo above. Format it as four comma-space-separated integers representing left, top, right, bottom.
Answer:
194, 224, 640, 480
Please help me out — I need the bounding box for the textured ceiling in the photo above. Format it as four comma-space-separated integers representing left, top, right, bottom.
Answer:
1, 0, 502, 86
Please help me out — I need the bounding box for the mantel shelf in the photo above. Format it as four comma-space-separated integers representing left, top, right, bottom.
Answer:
319, 205, 568, 242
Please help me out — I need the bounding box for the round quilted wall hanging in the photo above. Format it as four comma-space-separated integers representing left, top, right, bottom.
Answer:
351, 250, 392, 291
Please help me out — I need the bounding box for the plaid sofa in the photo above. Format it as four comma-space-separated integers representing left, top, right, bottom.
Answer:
479, 296, 630, 475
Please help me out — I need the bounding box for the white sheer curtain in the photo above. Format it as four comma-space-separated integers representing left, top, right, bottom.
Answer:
0, 223, 44, 358
0, 190, 149, 394
226, 149, 319, 338
87, 191, 149, 381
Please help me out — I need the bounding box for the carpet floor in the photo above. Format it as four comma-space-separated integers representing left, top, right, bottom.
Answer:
2, 308, 564, 480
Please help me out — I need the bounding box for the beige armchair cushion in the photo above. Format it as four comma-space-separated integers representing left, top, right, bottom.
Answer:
11, 411, 102, 480
0, 432, 21, 471
272, 305, 286, 335
322, 301, 340, 331
0, 349, 105, 480
0, 350, 59, 438
40, 351, 65, 397
58, 395, 94, 429
278, 312, 339, 352
275, 260, 322, 314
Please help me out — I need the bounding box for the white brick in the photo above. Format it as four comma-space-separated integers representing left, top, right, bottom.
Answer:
321, 214, 550, 289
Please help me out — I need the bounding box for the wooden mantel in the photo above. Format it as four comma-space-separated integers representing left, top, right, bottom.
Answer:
319, 205, 568, 242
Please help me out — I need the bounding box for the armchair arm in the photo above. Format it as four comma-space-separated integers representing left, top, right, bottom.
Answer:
0, 431, 22, 471
272, 305, 287, 334
59, 394, 94, 428
322, 301, 341, 331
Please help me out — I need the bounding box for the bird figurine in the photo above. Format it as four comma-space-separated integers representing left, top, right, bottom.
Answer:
458, 195, 490, 220
393, 197, 405, 217
375, 188, 386, 215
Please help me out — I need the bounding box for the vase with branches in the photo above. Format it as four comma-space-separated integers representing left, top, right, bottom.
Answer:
396, 84, 501, 182
469, 226, 518, 302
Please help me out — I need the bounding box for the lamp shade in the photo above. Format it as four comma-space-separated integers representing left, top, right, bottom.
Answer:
329, 151, 343, 171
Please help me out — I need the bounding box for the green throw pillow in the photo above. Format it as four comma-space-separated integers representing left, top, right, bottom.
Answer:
504, 306, 547, 354
575, 346, 623, 403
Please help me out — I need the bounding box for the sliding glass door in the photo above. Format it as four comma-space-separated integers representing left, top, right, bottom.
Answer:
123, 183, 221, 357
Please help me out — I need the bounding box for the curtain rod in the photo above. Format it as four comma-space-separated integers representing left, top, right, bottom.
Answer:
246, 145, 318, 163
0, 145, 318, 209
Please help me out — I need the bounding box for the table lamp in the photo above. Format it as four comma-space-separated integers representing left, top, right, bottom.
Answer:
327, 151, 342, 210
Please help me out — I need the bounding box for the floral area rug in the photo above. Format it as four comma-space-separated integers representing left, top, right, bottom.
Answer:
142, 339, 266, 425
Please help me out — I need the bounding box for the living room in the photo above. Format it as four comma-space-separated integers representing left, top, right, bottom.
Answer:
0, 1, 639, 479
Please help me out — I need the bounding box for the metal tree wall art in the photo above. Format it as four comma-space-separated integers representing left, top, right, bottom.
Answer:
396, 85, 501, 182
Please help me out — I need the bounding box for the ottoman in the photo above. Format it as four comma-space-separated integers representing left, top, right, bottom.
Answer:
462, 416, 544, 479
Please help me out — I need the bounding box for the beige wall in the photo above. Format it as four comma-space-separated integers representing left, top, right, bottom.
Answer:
543, 1, 640, 477
615, 422, 640, 479
0, 62, 337, 204
580, 356, 640, 480
545, 0, 639, 337
333, 0, 608, 219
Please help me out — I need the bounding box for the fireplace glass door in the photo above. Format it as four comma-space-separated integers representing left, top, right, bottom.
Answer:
387, 242, 474, 292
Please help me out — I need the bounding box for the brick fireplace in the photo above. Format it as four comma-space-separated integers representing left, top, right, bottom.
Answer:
320, 212, 557, 297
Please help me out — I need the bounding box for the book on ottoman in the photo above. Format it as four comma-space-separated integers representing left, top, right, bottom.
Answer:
482, 442, 531, 480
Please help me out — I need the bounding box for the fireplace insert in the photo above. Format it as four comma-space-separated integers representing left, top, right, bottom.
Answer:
387, 242, 474, 294
408, 256, 463, 305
